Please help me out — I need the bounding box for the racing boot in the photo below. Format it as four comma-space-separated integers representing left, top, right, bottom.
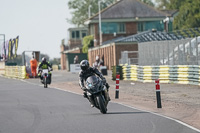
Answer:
83, 91, 88, 98
88, 95, 95, 108
49, 74, 52, 84
105, 83, 110, 101
104, 89, 111, 101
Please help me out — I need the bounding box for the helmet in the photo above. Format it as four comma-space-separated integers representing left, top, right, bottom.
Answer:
80, 60, 89, 71
42, 57, 46, 63
96, 56, 99, 61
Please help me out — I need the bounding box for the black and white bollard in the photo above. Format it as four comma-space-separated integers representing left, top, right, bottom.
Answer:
155, 79, 162, 108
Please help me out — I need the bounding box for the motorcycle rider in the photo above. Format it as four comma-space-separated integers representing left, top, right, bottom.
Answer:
79, 60, 110, 106
38, 57, 53, 84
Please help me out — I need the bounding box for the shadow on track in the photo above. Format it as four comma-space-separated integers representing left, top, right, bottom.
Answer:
90, 111, 148, 115
106, 112, 148, 115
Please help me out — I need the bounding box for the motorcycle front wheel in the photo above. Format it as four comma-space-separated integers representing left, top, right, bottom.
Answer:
44, 77, 48, 88
97, 95, 107, 114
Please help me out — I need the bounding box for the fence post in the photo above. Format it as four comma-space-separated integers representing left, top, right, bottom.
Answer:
155, 79, 162, 108
115, 74, 120, 99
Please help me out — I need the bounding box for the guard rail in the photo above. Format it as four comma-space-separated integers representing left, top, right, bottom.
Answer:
122, 65, 200, 85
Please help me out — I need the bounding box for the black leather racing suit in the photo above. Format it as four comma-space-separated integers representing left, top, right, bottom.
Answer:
79, 67, 109, 90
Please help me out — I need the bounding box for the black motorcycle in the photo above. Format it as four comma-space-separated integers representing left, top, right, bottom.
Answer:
85, 75, 109, 114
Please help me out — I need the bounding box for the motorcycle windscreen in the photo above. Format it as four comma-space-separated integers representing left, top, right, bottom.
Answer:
86, 76, 100, 92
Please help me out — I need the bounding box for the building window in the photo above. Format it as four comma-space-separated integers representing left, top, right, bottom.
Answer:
138, 22, 144, 32
90, 25, 94, 35
102, 22, 126, 34
118, 23, 125, 33
138, 21, 164, 32
76, 31, 80, 38
71, 31, 80, 39
82, 32, 87, 38
72, 31, 75, 38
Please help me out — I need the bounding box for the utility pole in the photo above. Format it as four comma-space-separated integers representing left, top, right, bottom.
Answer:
88, 5, 92, 18
98, 0, 102, 45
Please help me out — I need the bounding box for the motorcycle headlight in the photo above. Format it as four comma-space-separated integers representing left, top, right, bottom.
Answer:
88, 83, 93, 88
86, 82, 93, 89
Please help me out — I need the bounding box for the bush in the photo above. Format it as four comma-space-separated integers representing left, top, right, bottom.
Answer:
82, 35, 94, 53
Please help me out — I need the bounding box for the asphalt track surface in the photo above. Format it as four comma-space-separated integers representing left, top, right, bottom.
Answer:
0, 74, 199, 133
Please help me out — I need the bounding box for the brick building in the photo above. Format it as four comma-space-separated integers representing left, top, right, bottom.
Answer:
85, 0, 177, 69
60, 27, 88, 70
61, 0, 177, 70
88, 42, 138, 70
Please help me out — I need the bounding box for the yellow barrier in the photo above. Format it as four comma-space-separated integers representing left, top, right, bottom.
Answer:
122, 65, 200, 85
4, 66, 27, 79
52, 65, 59, 71
0, 61, 5, 75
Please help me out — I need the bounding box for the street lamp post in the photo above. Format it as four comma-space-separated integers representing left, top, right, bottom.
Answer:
163, 17, 169, 32
88, 5, 92, 18
98, 0, 102, 45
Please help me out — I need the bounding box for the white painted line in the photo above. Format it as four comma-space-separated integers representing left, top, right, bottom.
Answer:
52, 87, 81, 95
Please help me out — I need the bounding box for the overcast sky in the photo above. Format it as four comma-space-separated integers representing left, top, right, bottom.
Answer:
0, 0, 74, 59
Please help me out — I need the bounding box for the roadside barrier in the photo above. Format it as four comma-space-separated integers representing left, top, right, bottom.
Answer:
123, 65, 138, 81
52, 65, 59, 71
155, 79, 162, 108
115, 74, 120, 99
5, 66, 26, 79
122, 65, 200, 85
0, 61, 5, 75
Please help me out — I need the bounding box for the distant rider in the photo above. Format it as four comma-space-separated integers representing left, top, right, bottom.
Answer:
79, 60, 110, 105
38, 57, 53, 84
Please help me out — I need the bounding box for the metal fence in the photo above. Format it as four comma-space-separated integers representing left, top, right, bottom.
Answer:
119, 51, 138, 65
120, 36, 200, 65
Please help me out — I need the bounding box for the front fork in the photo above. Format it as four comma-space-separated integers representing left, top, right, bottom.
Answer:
87, 90, 109, 108
87, 94, 97, 108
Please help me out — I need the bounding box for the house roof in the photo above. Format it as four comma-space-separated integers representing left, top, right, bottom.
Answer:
89, 0, 171, 21
68, 27, 88, 31
115, 30, 184, 43
102, 30, 186, 45
97, 27, 200, 45
161, 10, 178, 16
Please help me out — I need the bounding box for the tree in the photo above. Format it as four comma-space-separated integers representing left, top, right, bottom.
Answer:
155, 0, 200, 29
68, 0, 115, 26
167, 0, 186, 10
154, 0, 170, 9
50, 58, 60, 65
40, 54, 50, 62
140, 0, 155, 7
173, 0, 200, 29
